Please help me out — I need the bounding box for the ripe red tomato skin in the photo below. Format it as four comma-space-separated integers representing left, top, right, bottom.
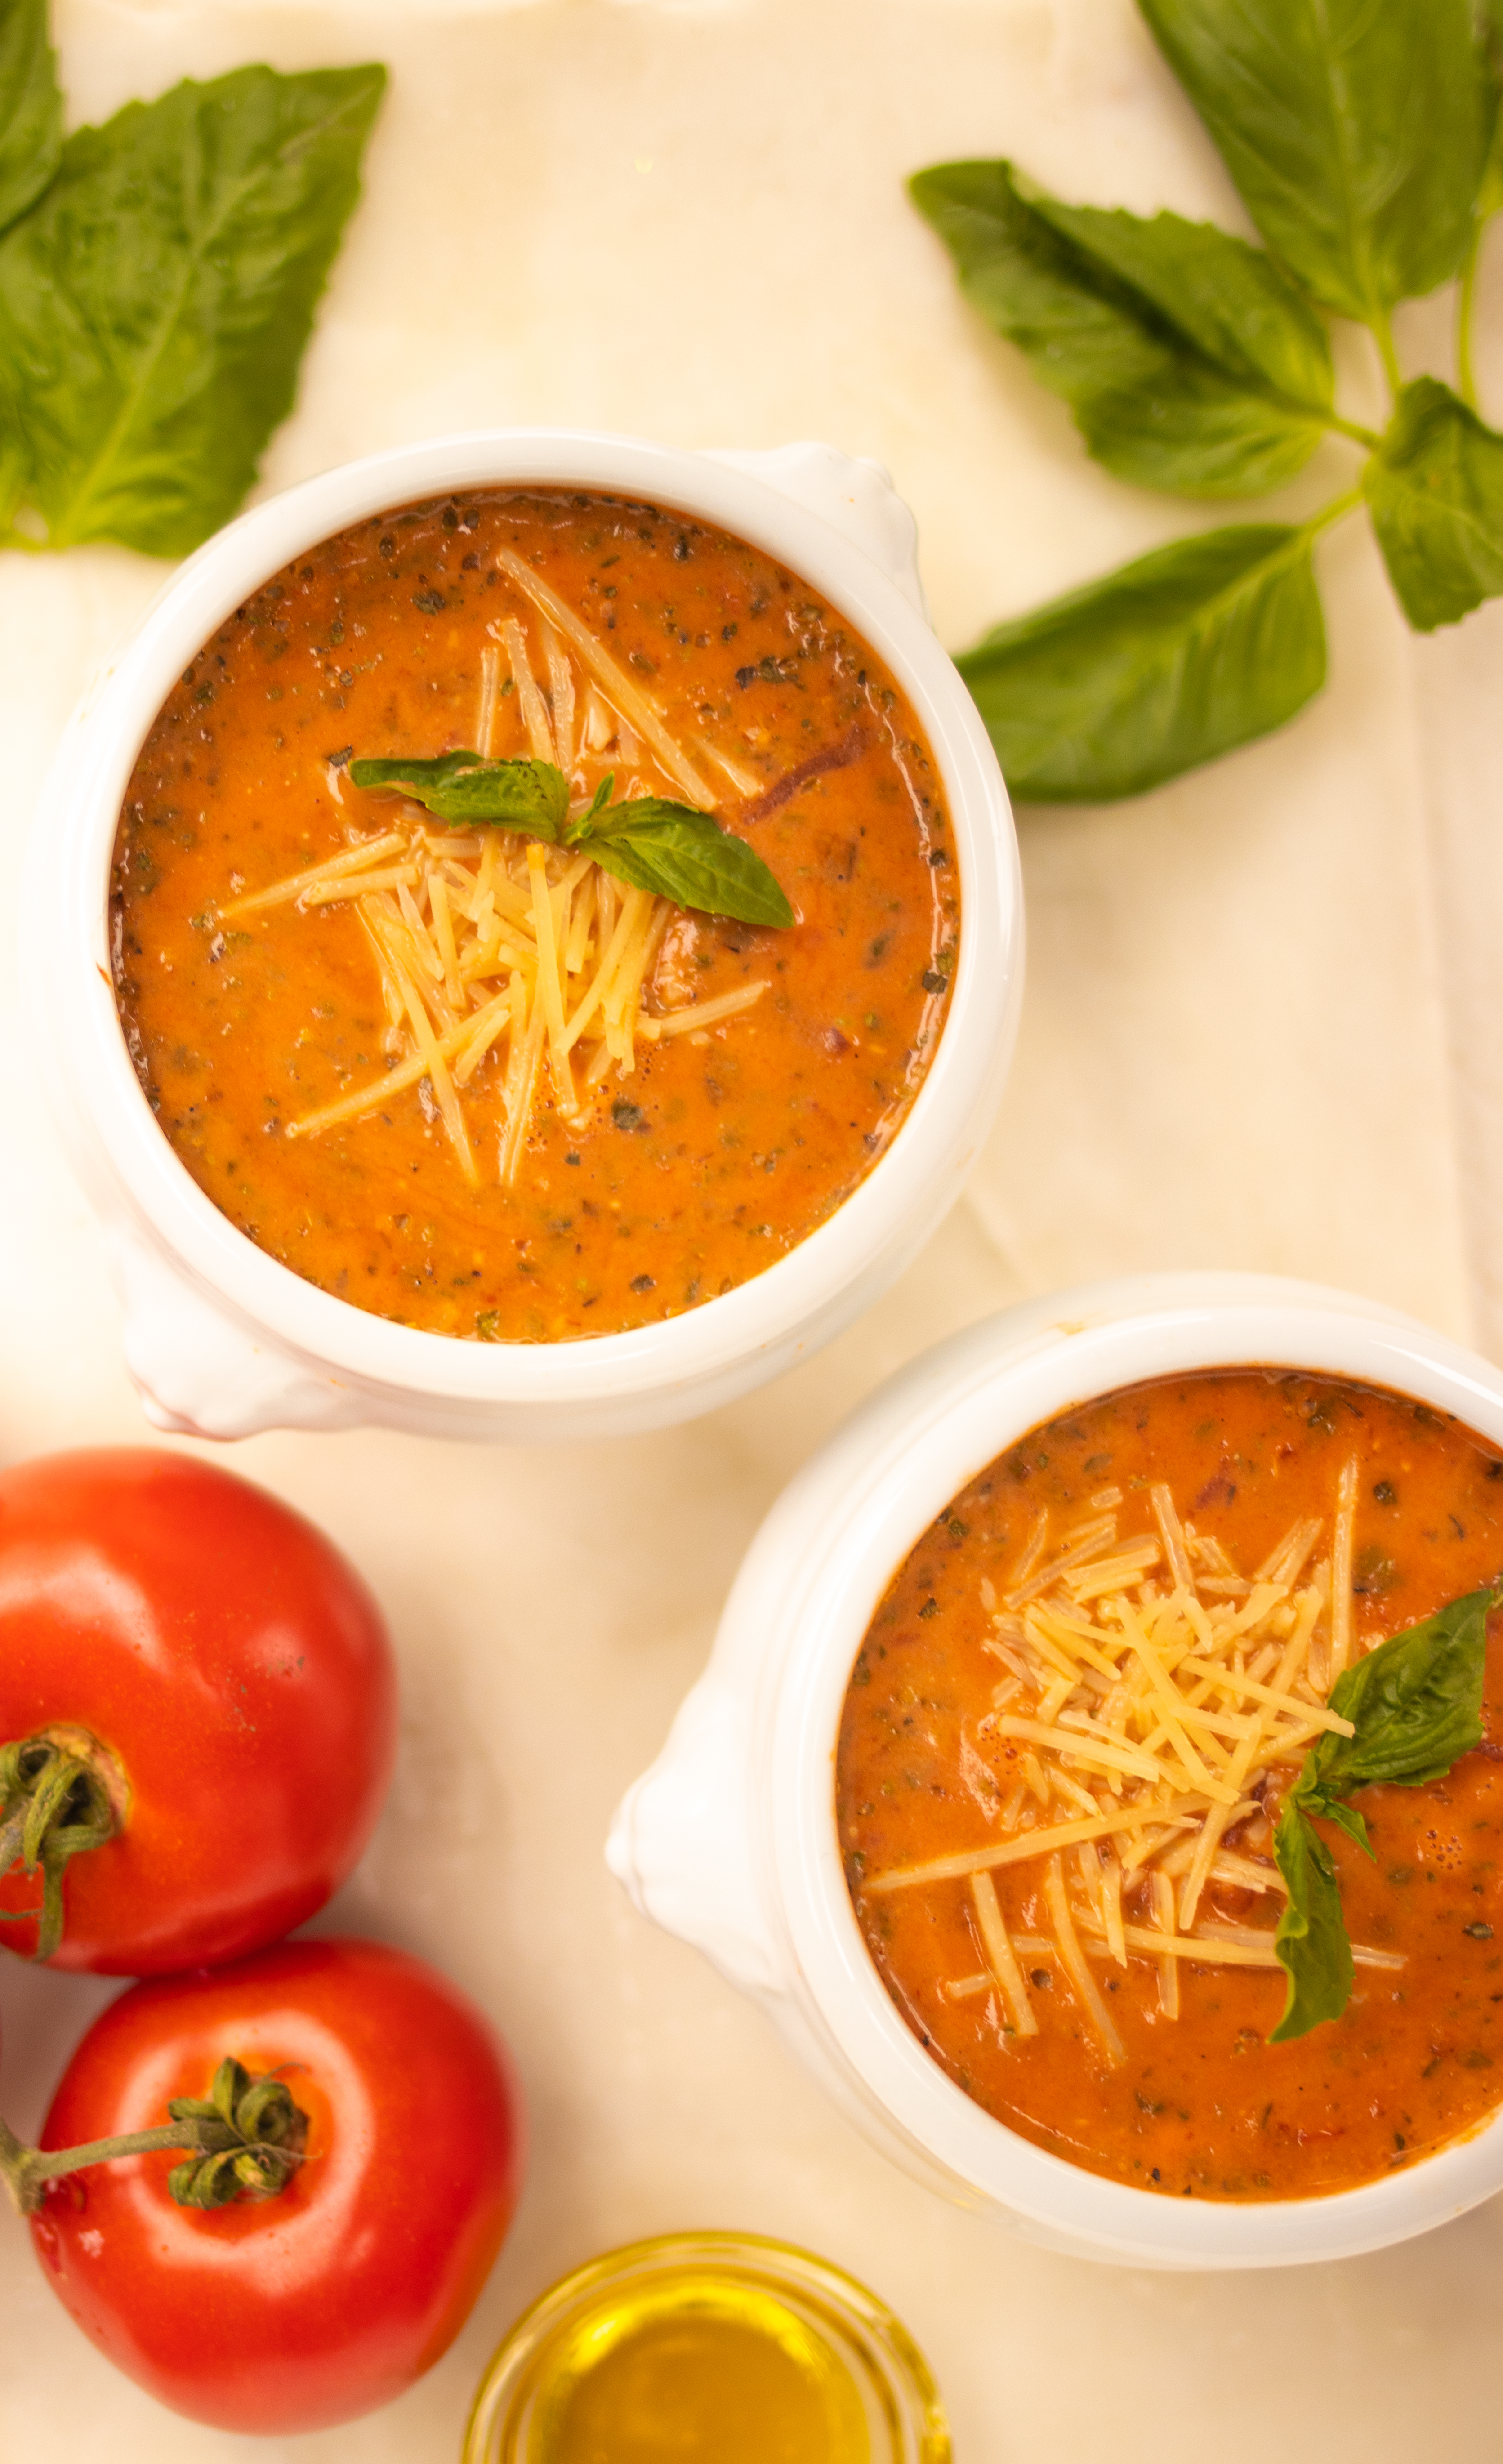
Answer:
30, 1937, 525, 2434
0, 1449, 397, 1973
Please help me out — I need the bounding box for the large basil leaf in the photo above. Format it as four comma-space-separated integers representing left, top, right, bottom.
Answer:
1138, 0, 1487, 324
1302, 1587, 1491, 1796
1270, 1801, 1355, 2044
1365, 379, 1503, 630
910, 158, 1333, 497
350, 750, 571, 838
0, 0, 60, 235
956, 524, 1325, 802
0, 62, 385, 556
584, 799, 794, 929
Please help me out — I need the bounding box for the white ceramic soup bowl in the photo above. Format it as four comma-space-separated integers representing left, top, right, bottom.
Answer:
27, 430, 1019, 1441
608, 1269, 1503, 2270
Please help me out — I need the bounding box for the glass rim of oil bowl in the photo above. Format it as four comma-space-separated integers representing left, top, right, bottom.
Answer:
461, 2229, 950, 2464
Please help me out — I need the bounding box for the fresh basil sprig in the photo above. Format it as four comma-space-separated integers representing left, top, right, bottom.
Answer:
908, 161, 1341, 502
349, 753, 794, 929
1270, 1587, 1494, 2043
0, 5, 384, 556
915, 0, 1503, 802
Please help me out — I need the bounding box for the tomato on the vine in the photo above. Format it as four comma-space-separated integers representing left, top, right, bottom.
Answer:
28, 1937, 524, 2433
0, 1449, 397, 1972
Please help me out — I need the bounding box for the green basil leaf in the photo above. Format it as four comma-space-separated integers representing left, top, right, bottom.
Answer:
1479, 0, 1503, 219
909, 159, 1332, 498
1139, 0, 1487, 323
580, 799, 794, 928
1271, 1799, 1356, 2043
1312, 1796, 1374, 1860
0, 0, 60, 235
1302, 1586, 1492, 1797
956, 524, 1325, 802
349, 750, 570, 838
1365, 377, 1503, 631
0, 62, 385, 556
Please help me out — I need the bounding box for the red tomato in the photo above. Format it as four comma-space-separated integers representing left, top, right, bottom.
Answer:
30, 1937, 524, 2433
0, 1449, 397, 1972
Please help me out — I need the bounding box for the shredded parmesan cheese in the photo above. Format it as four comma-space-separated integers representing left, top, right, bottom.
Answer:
863, 1459, 1400, 2038
969, 1872, 1039, 2038
231, 607, 769, 1186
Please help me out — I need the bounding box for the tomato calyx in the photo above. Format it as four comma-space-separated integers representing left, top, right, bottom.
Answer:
164, 2057, 309, 2209
0, 1727, 125, 1962
0, 2056, 310, 2218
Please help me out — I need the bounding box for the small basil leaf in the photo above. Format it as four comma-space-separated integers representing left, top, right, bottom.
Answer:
1313, 1796, 1375, 1861
1303, 1586, 1492, 1796
1271, 1800, 1356, 2043
350, 750, 570, 837
909, 159, 1331, 498
0, 62, 385, 556
1139, 0, 1487, 323
956, 523, 1325, 802
582, 800, 794, 928
1365, 378, 1503, 631
0, 0, 61, 235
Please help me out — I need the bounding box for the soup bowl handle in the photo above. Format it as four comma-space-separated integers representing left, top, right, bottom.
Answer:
701, 446, 928, 619
108, 1226, 366, 1438
605, 1673, 787, 1997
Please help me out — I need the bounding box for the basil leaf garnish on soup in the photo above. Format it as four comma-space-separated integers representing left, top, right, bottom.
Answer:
1268, 1798, 1354, 2044
349, 751, 572, 839
1271, 1586, 1493, 2040
350, 753, 794, 928
571, 797, 795, 930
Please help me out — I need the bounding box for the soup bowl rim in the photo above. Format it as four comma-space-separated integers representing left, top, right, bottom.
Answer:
39, 425, 1017, 1417
757, 1275, 1503, 2264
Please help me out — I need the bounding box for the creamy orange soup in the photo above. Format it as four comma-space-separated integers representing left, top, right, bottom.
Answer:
112, 490, 957, 1340
837, 1372, 1503, 2201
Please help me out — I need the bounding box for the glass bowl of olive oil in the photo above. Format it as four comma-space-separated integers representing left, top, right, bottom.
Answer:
462, 2231, 950, 2464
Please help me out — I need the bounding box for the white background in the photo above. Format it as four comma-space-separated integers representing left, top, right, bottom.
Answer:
2, 3, 1502, 2456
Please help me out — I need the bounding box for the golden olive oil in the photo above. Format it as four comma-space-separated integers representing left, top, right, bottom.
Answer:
528, 2270, 870, 2464
464, 2234, 949, 2464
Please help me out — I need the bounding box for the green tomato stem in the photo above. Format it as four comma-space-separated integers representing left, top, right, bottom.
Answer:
0, 2058, 309, 2218
0, 2111, 208, 2217
0, 1732, 123, 1963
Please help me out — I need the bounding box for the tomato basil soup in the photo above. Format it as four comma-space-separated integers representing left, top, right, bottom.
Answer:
111, 490, 957, 1341
836, 1372, 1503, 2201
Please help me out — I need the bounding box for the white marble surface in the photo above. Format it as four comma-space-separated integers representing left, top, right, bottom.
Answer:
2, 2, 1502, 2456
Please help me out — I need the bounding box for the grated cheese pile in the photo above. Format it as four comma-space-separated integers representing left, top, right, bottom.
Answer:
867, 1457, 1404, 2062
218, 566, 767, 1186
